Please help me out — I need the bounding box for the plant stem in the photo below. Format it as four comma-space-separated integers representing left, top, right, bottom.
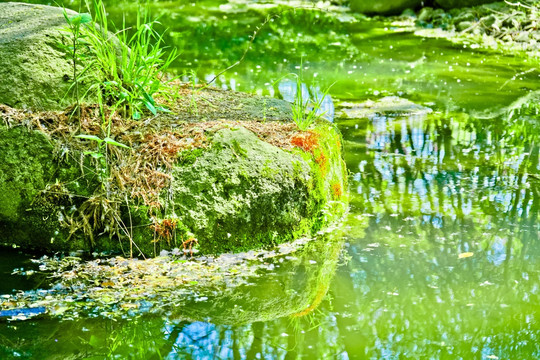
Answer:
72, 25, 81, 127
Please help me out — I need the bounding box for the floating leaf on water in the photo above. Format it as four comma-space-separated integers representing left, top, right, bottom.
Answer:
120, 303, 139, 309
50, 305, 69, 315
101, 281, 115, 288
458, 252, 474, 259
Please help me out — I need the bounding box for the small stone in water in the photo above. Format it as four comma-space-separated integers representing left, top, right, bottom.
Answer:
159, 250, 169, 257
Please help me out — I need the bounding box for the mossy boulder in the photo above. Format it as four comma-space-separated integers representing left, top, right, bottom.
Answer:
349, 0, 423, 14
0, 3, 348, 256
0, 3, 88, 110
0, 124, 89, 251
171, 127, 313, 253
0, 116, 348, 255
170, 125, 347, 253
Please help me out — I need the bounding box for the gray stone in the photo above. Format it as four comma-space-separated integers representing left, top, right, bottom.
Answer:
418, 7, 434, 22
480, 14, 497, 28
0, 3, 89, 110
453, 11, 476, 23
515, 31, 530, 42
456, 21, 474, 31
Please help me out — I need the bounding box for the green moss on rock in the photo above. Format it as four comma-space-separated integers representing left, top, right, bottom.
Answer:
0, 125, 87, 250
0, 125, 55, 221
0, 3, 97, 110
170, 124, 348, 254
349, 0, 423, 14
171, 127, 313, 253
434, 0, 495, 9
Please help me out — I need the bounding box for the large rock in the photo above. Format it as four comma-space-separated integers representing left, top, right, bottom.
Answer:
434, 0, 496, 9
0, 3, 85, 110
0, 116, 348, 255
349, 0, 424, 14
0, 2, 349, 256
0, 122, 90, 251
171, 125, 347, 253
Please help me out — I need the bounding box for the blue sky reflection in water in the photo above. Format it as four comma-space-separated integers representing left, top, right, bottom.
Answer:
0, 0, 539, 359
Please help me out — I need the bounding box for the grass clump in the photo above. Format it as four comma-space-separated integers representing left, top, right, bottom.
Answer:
65, 0, 177, 122
61, 11, 93, 123
57, 0, 181, 256
276, 73, 334, 131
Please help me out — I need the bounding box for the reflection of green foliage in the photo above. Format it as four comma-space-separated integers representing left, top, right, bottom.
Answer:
176, 228, 350, 325
85, 316, 174, 359
343, 94, 539, 260
0, 227, 358, 358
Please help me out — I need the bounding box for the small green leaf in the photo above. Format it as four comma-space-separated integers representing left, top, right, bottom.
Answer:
103, 137, 130, 149
69, 15, 83, 26
83, 151, 104, 159
144, 100, 157, 115
133, 111, 141, 120
141, 89, 156, 106
76, 134, 103, 143
156, 105, 171, 113
62, 10, 70, 24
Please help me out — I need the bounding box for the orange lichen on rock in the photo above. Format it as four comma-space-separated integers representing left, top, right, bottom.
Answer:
315, 151, 328, 174
292, 282, 330, 318
291, 131, 331, 175
290, 131, 320, 153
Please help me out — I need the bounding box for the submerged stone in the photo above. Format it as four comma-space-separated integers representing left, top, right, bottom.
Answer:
337, 96, 433, 119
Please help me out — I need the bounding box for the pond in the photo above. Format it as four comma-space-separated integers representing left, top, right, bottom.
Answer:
1, 0, 539, 359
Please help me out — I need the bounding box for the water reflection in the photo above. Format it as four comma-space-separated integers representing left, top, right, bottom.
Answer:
0, 231, 349, 359
344, 105, 539, 225
331, 94, 540, 359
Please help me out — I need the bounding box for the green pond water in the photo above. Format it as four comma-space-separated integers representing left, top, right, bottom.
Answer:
1, 1, 540, 359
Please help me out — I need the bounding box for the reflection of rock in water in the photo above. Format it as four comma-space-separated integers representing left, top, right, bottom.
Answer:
172, 230, 346, 325
0, 231, 350, 359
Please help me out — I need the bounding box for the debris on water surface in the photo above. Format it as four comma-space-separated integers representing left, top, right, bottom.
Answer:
0, 235, 323, 321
